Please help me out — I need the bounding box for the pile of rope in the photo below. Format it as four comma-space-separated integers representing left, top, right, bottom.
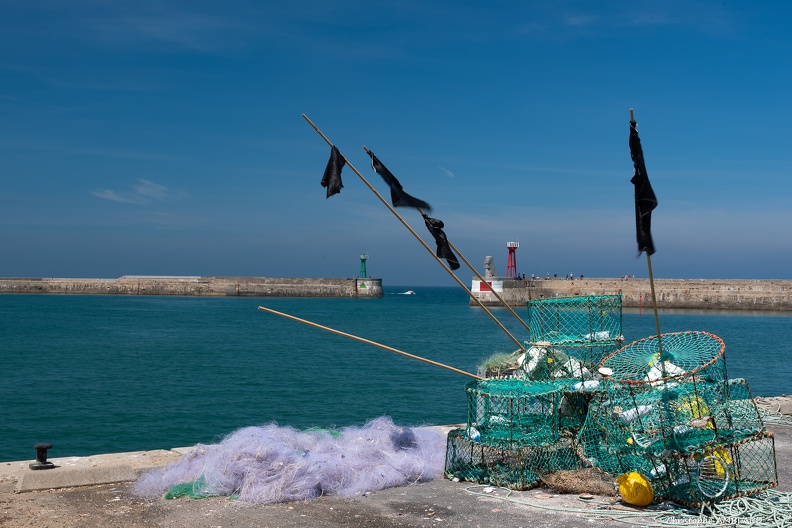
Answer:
464, 485, 792, 527
755, 397, 792, 428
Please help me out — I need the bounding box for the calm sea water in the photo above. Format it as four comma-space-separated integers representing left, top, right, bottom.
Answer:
1, 288, 790, 462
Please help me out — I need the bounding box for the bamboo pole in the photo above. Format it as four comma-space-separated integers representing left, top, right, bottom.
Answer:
258, 306, 483, 380
301, 113, 526, 353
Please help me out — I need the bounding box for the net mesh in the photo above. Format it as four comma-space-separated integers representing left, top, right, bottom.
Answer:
648, 431, 778, 507
600, 331, 727, 386
444, 429, 580, 490
466, 379, 570, 448
521, 295, 624, 384
443, 294, 778, 503
527, 294, 624, 347
516, 343, 620, 383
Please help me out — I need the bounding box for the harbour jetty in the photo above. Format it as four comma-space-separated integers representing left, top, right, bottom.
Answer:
1, 404, 790, 528
471, 277, 792, 310
0, 276, 383, 298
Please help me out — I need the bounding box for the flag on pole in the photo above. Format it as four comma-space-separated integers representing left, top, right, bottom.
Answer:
364, 147, 432, 212
629, 119, 658, 255
423, 214, 460, 270
321, 145, 345, 198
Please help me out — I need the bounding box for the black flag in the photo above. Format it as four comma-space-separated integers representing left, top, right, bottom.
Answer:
364, 147, 431, 211
629, 119, 658, 256
423, 214, 460, 270
321, 145, 345, 198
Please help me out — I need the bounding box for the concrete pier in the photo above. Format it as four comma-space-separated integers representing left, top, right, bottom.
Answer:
1, 402, 790, 528
0, 276, 384, 298
471, 277, 792, 310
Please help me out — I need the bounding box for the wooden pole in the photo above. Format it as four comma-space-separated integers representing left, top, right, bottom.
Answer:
631, 108, 670, 447
258, 306, 483, 380
301, 113, 526, 353
631, 108, 664, 355
646, 252, 664, 350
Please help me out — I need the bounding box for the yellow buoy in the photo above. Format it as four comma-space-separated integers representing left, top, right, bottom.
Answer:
616, 472, 654, 507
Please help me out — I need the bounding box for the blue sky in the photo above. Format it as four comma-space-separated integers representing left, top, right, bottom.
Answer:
2, 1, 790, 286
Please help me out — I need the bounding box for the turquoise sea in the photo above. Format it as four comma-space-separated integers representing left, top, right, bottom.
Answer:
1, 287, 791, 462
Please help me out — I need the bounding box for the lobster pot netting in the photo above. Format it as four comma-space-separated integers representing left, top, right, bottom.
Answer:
557, 390, 595, 434
715, 378, 765, 441
585, 379, 763, 459
600, 331, 728, 387
516, 343, 621, 384
527, 295, 623, 347
466, 379, 572, 448
444, 429, 580, 490
649, 431, 778, 508
591, 332, 764, 453
576, 390, 664, 478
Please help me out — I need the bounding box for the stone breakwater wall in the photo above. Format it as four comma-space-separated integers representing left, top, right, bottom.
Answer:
0, 276, 383, 298
471, 278, 792, 310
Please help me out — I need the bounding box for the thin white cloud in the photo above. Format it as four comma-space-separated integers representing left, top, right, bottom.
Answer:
524, 2, 736, 36
133, 179, 168, 200
439, 166, 455, 179
87, 10, 247, 53
3, 2, 255, 55
92, 189, 137, 204
0, 138, 181, 161
92, 179, 178, 205
565, 15, 600, 27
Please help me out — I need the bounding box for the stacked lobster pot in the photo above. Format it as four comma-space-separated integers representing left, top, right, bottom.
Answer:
444, 295, 625, 489
579, 331, 777, 507
518, 295, 625, 432
444, 295, 778, 507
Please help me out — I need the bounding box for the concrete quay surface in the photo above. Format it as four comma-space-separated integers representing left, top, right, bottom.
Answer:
1, 406, 791, 528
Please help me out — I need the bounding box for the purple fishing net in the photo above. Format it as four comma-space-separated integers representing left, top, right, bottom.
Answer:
133, 417, 446, 504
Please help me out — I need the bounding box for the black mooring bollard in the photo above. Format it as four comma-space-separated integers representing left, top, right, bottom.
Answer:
30, 443, 55, 470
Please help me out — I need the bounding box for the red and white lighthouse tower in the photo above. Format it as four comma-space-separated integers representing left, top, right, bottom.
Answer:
506, 241, 519, 278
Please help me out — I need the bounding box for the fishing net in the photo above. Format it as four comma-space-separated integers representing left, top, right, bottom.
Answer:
527, 295, 624, 347
134, 417, 446, 504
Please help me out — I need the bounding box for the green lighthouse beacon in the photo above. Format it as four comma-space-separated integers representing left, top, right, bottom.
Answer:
354, 252, 381, 297
359, 253, 368, 279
